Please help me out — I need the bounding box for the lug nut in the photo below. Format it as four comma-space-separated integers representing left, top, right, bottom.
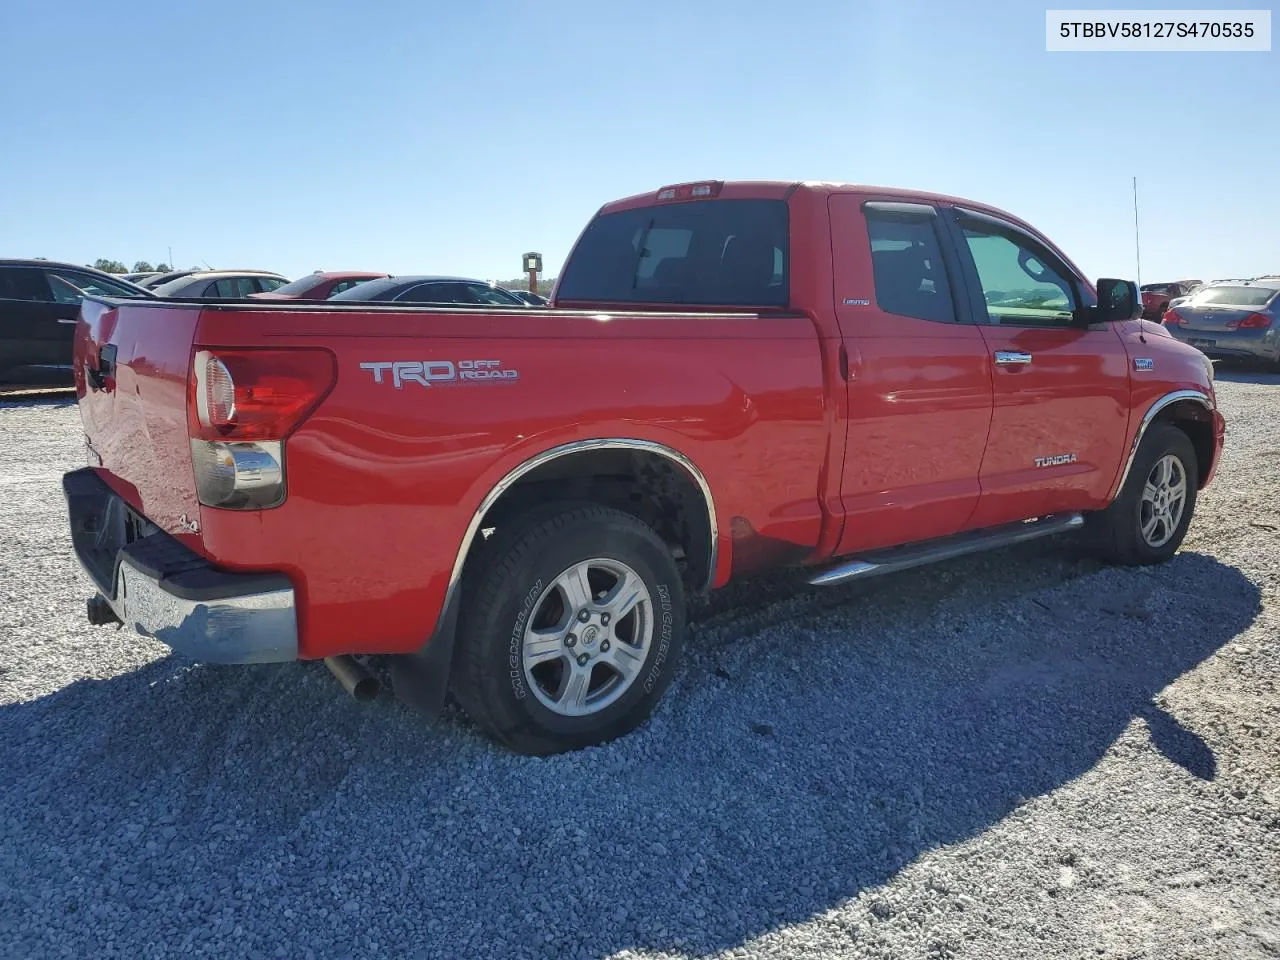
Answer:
577, 609, 590, 623
600, 640, 611, 653
565, 634, 577, 648
600, 613, 611, 626
576, 653, 590, 666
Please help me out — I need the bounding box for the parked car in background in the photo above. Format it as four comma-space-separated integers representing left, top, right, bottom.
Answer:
132, 269, 202, 289
328, 275, 530, 306
150, 271, 289, 298
1140, 280, 1202, 320
507, 289, 549, 306
0, 259, 152, 386
249, 270, 389, 301
122, 271, 162, 285
1163, 279, 1280, 367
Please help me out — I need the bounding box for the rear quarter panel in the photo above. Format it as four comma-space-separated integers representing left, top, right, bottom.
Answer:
192, 307, 828, 658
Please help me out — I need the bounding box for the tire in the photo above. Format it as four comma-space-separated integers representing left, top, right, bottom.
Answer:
450, 502, 686, 755
1087, 423, 1198, 566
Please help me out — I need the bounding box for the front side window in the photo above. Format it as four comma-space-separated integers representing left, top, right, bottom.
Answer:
255, 277, 287, 293
865, 214, 956, 323
556, 198, 788, 307
962, 227, 1077, 326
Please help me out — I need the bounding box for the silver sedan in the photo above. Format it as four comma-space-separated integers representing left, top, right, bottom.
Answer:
1162, 279, 1280, 367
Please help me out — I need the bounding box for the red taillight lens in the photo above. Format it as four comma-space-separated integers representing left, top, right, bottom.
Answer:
190, 348, 336, 441
1232, 312, 1272, 330
1162, 309, 1187, 326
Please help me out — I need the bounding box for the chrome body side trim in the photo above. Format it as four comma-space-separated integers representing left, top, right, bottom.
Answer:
1109, 389, 1213, 500
432, 439, 718, 638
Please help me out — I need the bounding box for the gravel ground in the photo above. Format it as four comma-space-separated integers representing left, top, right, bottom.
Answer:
1, 373, 1278, 960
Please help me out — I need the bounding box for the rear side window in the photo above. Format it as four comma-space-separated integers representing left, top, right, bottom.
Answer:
210, 277, 260, 298
0, 267, 53, 301
556, 199, 788, 307
255, 277, 286, 293
865, 214, 956, 324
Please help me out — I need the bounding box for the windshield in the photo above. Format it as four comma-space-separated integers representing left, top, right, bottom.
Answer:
556, 199, 789, 306
1192, 285, 1278, 307
266, 274, 327, 296
330, 277, 404, 301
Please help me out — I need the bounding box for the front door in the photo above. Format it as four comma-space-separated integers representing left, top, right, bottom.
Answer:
943, 208, 1130, 527
828, 194, 994, 556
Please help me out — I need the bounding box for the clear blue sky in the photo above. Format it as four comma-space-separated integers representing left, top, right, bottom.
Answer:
1, 0, 1275, 284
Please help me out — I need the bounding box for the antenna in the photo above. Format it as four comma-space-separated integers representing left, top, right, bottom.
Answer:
1132, 176, 1142, 288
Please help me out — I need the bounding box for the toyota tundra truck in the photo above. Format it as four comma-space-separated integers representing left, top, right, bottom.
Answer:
63, 180, 1225, 755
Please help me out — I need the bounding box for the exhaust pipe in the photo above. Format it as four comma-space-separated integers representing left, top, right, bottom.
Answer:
324, 656, 380, 702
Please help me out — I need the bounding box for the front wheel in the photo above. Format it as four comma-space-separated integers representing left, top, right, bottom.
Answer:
1087, 423, 1198, 566
451, 503, 686, 755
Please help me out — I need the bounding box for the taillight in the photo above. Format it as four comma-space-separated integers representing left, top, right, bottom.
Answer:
1162, 309, 1187, 326
188, 348, 335, 510
1229, 312, 1272, 330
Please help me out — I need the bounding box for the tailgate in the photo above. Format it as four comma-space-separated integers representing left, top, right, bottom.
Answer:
76, 298, 203, 548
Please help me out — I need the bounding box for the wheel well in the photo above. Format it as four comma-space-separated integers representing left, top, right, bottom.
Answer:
1156, 401, 1215, 488
467, 448, 714, 593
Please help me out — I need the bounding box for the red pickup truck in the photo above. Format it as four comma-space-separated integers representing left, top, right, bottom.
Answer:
63, 180, 1225, 754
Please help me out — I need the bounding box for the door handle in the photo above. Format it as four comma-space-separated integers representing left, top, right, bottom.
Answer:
57, 318, 78, 325
994, 351, 1033, 366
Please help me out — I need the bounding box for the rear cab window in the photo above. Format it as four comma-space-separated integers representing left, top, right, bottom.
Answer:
556, 198, 788, 307
1191, 285, 1277, 307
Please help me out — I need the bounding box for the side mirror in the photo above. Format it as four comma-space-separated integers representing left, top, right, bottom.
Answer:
1096, 278, 1141, 322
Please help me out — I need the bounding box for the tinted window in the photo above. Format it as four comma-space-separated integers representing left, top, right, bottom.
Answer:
1192, 285, 1277, 307
47, 269, 147, 300
962, 228, 1077, 326
210, 277, 261, 298
255, 277, 286, 293
463, 283, 525, 306
865, 215, 956, 323
556, 199, 789, 307
0, 267, 53, 301
397, 282, 467, 304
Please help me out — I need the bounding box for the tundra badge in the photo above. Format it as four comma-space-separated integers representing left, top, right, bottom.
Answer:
1134, 358, 1154, 372
1034, 453, 1078, 468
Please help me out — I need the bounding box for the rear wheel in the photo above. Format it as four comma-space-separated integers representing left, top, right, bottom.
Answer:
1087, 423, 1198, 565
451, 503, 686, 755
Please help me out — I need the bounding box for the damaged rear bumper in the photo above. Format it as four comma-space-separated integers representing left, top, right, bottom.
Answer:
62, 468, 297, 664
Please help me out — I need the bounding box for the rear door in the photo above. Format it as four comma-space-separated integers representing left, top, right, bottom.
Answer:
0, 266, 65, 382
943, 207, 1130, 526
828, 195, 993, 556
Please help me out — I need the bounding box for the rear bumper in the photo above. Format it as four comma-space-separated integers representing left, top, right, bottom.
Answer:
62, 468, 298, 664
1170, 327, 1280, 361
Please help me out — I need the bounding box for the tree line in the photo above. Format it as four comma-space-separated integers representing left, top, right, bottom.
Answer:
91, 260, 173, 274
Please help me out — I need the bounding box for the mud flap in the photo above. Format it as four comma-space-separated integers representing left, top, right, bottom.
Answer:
386, 592, 461, 719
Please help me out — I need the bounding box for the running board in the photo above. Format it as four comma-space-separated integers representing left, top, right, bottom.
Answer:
808, 512, 1085, 587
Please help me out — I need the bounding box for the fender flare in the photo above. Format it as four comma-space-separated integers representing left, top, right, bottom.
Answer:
1109, 389, 1212, 500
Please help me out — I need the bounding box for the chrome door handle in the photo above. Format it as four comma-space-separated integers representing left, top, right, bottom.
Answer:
57, 318, 78, 324
994, 351, 1033, 366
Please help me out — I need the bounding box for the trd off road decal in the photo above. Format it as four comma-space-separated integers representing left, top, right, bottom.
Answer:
360, 359, 519, 389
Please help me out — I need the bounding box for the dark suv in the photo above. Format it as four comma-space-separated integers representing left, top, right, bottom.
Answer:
0, 260, 152, 387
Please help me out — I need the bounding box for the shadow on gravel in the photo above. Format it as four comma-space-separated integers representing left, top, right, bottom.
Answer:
0, 549, 1261, 958
1211, 359, 1280, 385
0, 394, 77, 410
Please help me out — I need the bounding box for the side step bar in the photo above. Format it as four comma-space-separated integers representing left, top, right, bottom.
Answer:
808, 512, 1085, 587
